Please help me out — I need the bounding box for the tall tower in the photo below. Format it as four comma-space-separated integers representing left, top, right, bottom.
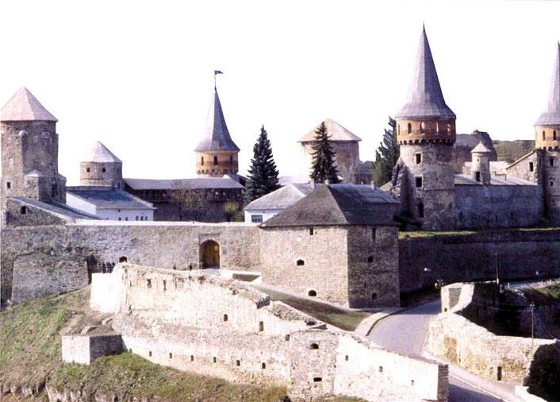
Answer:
194, 85, 239, 177
394, 27, 456, 230
80, 141, 124, 189
471, 142, 492, 185
0, 88, 66, 212
535, 42, 560, 223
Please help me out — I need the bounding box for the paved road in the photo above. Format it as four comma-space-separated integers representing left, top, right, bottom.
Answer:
368, 300, 507, 402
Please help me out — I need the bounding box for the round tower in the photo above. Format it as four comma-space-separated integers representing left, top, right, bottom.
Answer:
394, 27, 456, 230
535, 42, 560, 223
80, 141, 124, 189
195, 86, 239, 177
470, 142, 492, 185
0, 87, 66, 213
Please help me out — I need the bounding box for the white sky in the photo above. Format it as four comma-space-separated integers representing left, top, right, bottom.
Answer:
0, 0, 559, 185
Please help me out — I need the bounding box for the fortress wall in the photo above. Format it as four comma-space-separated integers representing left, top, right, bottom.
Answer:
426, 311, 553, 383
455, 185, 543, 229
1, 222, 260, 306
288, 330, 448, 402
347, 226, 400, 307
399, 230, 560, 292
259, 226, 349, 305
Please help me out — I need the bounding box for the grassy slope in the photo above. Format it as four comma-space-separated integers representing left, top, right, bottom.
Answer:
0, 288, 363, 402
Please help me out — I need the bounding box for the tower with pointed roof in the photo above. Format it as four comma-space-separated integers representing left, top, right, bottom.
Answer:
393, 27, 456, 230
534, 43, 560, 223
194, 85, 239, 177
299, 118, 362, 183
80, 141, 124, 189
0, 87, 66, 215
470, 142, 492, 185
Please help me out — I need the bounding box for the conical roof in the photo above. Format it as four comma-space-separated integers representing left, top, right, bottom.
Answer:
535, 43, 560, 126
471, 141, 492, 154
82, 141, 122, 163
1, 87, 57, 122
194, 88, 240, 152
298, 118, 362, 142
395, 27, 455, 120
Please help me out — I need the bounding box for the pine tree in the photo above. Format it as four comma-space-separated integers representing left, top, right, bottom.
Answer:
372, 117, 400, 187
244, 125, 280, 203
309, 121, 340, 184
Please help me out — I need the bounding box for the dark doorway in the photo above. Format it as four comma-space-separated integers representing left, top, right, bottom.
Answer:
201, 240, 220, 268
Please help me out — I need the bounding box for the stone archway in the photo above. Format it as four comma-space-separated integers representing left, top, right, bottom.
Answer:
201, 240, 220, 268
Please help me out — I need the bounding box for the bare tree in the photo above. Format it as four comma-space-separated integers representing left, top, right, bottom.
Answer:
167, 181, 210, 221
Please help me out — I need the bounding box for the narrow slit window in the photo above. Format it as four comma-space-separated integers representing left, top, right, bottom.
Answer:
415, 177, 423, 188
529, 162, 534, 172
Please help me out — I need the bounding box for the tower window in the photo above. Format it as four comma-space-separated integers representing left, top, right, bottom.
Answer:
397, 124, 400, 135
550, 157, 554, 167
20, 206, 27, 215
415, 153, 422, 164
201, 156, 204, 165
447, 124, 452, 134
436, 121, 439, 133
415, 177, 423, 188
102, 167, 106, 173
554, 130, 557, 141
418, 202, 425, 218
296, 259, 305, 267
213, 156, 218, 165
407, 122, 412, 134
420, 122, 425, 134
543, 131, 546, 141
230, 155, 233, 163
309, 227, 314, 235
529, 162, 534, 172
86, 167, 90, 173
475, 171, 481, 182
6, 182, 11, 189
308, 290, 317, 297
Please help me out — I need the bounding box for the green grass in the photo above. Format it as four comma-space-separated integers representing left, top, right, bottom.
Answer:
257, 287, 370, 331
399, 230, 477, 239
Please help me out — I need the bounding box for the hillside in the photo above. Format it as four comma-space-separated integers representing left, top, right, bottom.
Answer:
493, 139, 534, 163
0, 288, 363, 402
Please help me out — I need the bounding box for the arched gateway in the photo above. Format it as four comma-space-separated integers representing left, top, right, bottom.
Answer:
201, 240, 220, 268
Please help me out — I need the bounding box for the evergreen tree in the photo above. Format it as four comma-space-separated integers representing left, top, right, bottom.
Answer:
244, 125, 280, 203
372, 117, 400, 187
309, 121, 340, 184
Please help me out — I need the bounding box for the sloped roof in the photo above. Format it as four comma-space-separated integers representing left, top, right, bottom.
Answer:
194, 88, 240, 152
12, 197, 97, 221
67, 187, 155, 210
395, 27, 455, 120
261, 184, 399, 227
535, 43, 560, 126
124, 177, 243, 191
245, 183, 313, 211
298, 118, 362, 142
1, 87, 57, 122
82, 142, 122, 163
471, 142, 492, 154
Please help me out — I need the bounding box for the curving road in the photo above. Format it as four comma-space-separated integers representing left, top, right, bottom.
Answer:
367, 300, 510, 402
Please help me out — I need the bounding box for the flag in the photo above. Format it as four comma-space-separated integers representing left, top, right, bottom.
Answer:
214, 70, 223, 75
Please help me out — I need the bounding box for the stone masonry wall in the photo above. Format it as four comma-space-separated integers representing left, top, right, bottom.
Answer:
1, 221, 260, 306
399, 229, 560, 293
62, 334, 124, 365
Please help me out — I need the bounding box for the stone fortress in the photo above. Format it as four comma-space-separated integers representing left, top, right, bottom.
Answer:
1, 26, 560, 401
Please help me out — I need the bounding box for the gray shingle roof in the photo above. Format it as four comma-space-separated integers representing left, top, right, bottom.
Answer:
194, 88, 240, 152
535, 42, 560, 126
13, 197, 97, 220
471, 142, 492, 154
245, 183, 314, 211
124, 177, 243, 191
395, 27, 455, 120
67, 187, 155, 210
82, 142, 122, 163
261, 184, 399, 227
298, 118, 362, 142
1, 87, 58, 122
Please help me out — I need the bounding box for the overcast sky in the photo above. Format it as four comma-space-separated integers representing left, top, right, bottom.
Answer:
0, 0, 559, 184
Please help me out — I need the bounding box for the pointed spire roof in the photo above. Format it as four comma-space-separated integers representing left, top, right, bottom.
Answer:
535, 42, 560, 126
82, 141, 122, 163
1, 87, 57, 122
471, 141, 492, 154
194, 87, 240, 152
396, 27, 455, 120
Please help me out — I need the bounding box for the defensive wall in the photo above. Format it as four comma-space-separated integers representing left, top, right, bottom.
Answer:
399, 229, 560, 292
427, 283, 556, 387
69, 264, 449, 401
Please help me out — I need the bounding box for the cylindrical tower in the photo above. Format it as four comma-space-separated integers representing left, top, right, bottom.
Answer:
535, 43, 560, 223
194, 87, 239, 177
470, 142, 492, 185
394, 27, 456, 231
80, 141, 124, 189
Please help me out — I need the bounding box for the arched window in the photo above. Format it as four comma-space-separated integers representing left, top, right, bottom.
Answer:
296, 259, 305, 267
308, 290, 317, 297
213, 156, 218, 165
420, 122, 425, 134
310, 343, 319, 350
407, 122, 412, 134
102, 167, 106, 173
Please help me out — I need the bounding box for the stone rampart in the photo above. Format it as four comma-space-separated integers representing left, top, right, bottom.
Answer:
399, 229, 560, 292
62, 334, 124, 365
